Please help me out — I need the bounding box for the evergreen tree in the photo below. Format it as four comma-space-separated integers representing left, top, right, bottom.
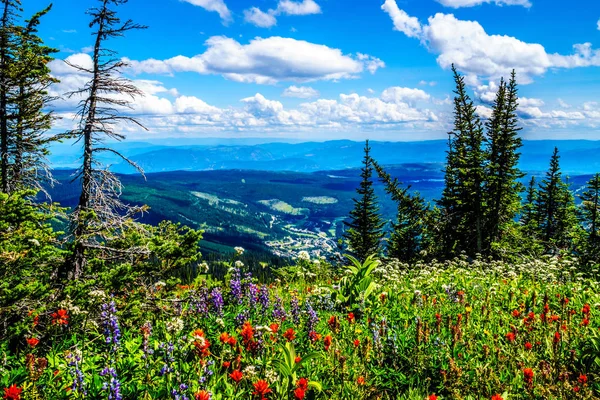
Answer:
344, 140, 385, 262
0, 0, 20, 193
579, 173, 600, 260
372, 159, 432, 263
9, 5, 58, 193
535, 147, 578, 252
62, 0, 147, 280
437, 65, 486, 257
521, 176, 539, 236
484, 71, 525, 254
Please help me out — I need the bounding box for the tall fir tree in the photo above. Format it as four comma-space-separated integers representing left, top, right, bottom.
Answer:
9, 5, 58, 193
372, 159, 432, 263
62, 0, 147, 280
535, 147, 578, 252
483, 70, 525, 255
437, 65, 486, 257
344, 140, 385, 262
578, 173, 600, 260
0, 0, 20, 193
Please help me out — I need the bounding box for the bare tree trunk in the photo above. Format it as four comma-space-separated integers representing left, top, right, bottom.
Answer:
0, 2, 9, 194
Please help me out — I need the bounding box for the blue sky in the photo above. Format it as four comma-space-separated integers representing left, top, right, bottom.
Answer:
25, 0, 600, 141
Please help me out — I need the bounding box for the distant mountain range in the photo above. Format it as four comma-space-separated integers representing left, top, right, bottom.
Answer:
49, 139, 600, 175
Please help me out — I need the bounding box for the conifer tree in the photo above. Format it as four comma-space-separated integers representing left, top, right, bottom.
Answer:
9, 5, 57, 193
344, 140, 385, 262
62, 0, 147, 280
579, 173, 600, 260
484, 71, 525, 254
521, 177, 539, 235
0, 0, 20, 193
372, 159, 432, 263
535, 147, 578, 252
437, 65, 486, 257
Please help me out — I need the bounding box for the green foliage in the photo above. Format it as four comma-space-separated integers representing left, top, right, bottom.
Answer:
483, 71, 525, 257
344, 140, 386, 262
438, 65, 486, 258
535, 147, 580, 253
331, 254, 380, 308
0, 190, 66, 338
579, 173, 600, 262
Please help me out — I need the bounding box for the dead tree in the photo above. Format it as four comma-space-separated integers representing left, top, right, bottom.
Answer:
60, 0, 147, 280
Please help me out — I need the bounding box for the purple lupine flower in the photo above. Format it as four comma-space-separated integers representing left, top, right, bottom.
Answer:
230, 268, 243, 304
100, 300, 121, 351
290, 295, 301, 325
258, 285, 270, 313
193, 285, 210, 316
210, 287, 224, 316
272, 295, 287, 321
66, 351, 87, 396
305, 301, 319, 333
247, 283, 258, 309
235, 310, 249, 327
100, 367, 122, 400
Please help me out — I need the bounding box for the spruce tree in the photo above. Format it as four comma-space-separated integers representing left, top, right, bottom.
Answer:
372, 159, 432, 263
484, 71, 524, 254
521, 176, 539, 236
344, 140, 385, 262
437, 65, 486, 257
9, 5, 57, 193
535, 147, 578, 252
579, 173, 600, 260
0, 0, 20, 193
62, 0, 147, 280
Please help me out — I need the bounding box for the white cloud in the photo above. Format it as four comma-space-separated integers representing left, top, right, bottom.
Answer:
382, 1, 600, 84
436, 0, 531, 8
244, 7, 277, 28
181, 0, 232, 24
276, 0, 321, 16
380, 87, 431, 105
282, 85, 320, 98
597, 18, 600, 30
381, 0, 422, 39
419, 80, 437, 86
557, 98, 571, 109
519, 97, 544, 107
126, 36, 384, 84
244, 1, 320, 29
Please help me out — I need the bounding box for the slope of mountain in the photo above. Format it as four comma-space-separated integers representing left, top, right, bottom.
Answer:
48, 139, 600, 175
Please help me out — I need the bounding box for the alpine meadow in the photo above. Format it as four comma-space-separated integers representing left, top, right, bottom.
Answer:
3, 1, 600, 400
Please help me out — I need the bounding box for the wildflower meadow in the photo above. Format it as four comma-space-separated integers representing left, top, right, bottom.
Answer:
2, 253, 600, 400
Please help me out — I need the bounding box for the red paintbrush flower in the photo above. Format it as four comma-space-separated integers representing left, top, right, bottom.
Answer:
491, 395, 503, 400
523, 368, 534, 386
297, 378, 308, 390
3, 385, 23, 400
505, 332, 516, 343
347, 312, 355, 323
219, 332, 230, 343
293, 387, 305, 399
194, 390, 211, 400
353, 339, 360, 348
230, 370, 243, 383
269, 323, 279, 334
579, 374, 588, 385
524, 342, 533, 351
324, 335, 332, 351
428, 394, 438, 400
26, 338, 39, 347
253, 380, 272, 399
283, 328, 296, 341
51, 309, 69, 325
357, 376, 365, 386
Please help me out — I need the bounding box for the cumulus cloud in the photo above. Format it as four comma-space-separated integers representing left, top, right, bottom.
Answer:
125, 36, 384, 84
282, 85, 320, 98
380, 87, 431, 105
276, 0, 321, 15
243, 0, 320, 29
244, 7, 277, 28
597, 18, 600, 30
382, 1, 600, 84
181, 0, 232, 24
381, 0, 422, 39
436, 0, 531, 8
